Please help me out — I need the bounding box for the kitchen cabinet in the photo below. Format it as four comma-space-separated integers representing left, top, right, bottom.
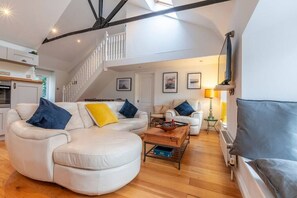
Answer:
0, 46, 7, 59
7, 48, 38, 66
11, 81, 42, 109
0, 108, 9, 136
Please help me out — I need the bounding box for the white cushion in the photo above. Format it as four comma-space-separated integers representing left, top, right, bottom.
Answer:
16, 103, 38, 120
55, 103, 84, 131
53, 127, 142, 170
173, 116, 200, 126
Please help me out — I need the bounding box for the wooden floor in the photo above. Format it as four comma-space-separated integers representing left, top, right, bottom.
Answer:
0, 131, 242, 198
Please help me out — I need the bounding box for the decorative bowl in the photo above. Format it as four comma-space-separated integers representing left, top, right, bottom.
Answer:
156, 122, 177, 131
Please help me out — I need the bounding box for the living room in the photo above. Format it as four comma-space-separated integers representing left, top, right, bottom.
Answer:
1, 0, 297, 197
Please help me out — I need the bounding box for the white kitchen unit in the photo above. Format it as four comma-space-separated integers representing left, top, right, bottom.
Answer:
0, 46, 7, 59
11, 81, 42, 109
7, 48, 38, 66
0, 108, 9, 136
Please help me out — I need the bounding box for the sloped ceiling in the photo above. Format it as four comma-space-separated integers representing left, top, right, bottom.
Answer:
38, 0, 126, 71
0, 0, 71, 49
0, 0, 235, 71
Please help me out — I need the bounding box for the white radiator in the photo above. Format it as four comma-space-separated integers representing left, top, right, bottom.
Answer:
219, 129, 234, 167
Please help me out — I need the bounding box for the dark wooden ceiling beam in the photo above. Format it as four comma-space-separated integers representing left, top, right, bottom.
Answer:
43, 0, 231, 44
101, 0, 128, 28
88, 0, 98, 20
98, 0, 103, 24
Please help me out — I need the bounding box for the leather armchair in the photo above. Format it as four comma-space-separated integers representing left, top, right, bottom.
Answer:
165, 99, 203, 135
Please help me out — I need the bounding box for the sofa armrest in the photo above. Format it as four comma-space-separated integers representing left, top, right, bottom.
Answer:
191, 110, 203, 119
135, 111, 148, 120
10, 120, 71, 143
6, 109, 21, 130
165, 109, 177, 121
191, 110, 203, 127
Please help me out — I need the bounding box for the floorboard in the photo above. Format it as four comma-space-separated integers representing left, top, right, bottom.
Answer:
0, 131, 242, 198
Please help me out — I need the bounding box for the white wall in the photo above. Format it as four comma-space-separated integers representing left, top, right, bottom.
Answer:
97, 61, 220, 129
242, 1, 297, 101
226, 0, 259, 138
124, 4, 223, 64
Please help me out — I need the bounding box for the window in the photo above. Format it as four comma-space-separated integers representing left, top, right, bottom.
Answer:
154, 0, 177, 19
155, 0, 173, 6
35, 69, 54, 101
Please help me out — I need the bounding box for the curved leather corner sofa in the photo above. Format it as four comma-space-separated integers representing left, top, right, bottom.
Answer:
5, 101, 148, 195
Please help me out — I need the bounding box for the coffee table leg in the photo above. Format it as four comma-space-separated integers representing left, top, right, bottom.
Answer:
178, 149, 181, 170
143, 142, 146, 162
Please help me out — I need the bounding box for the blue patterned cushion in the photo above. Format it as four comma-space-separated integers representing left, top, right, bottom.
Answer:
119, 99, 138, 118
27, 98, 72, 129
174, 101, 195, 116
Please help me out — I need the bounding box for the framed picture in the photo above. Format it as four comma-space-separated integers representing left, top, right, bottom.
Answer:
116, 78, 132, 91
187, 73, 201, 89
163, 72, 178, 93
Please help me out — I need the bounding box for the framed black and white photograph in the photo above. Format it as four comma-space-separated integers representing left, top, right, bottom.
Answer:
163, 72, 178, 93
187, 73, 201, 89
116, 78, 132, 91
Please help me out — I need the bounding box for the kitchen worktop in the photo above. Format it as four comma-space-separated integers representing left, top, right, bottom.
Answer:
0, 76, 42, 84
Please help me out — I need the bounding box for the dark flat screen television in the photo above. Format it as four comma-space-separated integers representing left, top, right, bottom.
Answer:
218, 32, 233, 85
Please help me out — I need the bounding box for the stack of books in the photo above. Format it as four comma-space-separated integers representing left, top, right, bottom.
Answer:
153, 146, 174, 158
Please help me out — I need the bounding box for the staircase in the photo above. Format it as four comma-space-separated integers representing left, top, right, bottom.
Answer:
63, 31, 126, 102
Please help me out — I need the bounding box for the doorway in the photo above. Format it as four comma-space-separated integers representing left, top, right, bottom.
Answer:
135, 73, 154, 114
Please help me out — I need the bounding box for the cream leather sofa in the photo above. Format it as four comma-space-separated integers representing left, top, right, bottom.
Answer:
5, 101, 148, 195
165, 99, 203, 135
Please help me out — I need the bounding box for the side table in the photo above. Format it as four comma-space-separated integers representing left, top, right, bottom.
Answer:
204, 118, 218, 133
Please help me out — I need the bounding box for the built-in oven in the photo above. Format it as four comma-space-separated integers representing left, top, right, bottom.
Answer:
0, 81, 11, 108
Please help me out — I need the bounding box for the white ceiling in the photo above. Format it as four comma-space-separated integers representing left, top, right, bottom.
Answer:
0, 0, 71, 49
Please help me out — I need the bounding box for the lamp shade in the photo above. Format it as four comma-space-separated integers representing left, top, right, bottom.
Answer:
205, 89, 215, 98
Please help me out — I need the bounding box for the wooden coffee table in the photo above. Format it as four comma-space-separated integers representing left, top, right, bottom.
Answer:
143, 124, 190, 170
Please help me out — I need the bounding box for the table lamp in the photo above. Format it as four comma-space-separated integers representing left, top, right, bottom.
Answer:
204, 89, 215, 120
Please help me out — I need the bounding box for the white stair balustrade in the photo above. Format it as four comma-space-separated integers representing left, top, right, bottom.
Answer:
63, 31, 126, 102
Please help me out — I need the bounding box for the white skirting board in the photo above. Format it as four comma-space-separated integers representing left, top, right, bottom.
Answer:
234, 156, 274, 198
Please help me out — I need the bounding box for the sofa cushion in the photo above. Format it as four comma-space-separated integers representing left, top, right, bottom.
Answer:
17, 102, 84, 131
77, 102, 125, 128
55, 102, 84, 131
230, 99, 297, 161
119, 99, 138, 118
27, 98, 72, 130
171, 99, 199, 111
53, 127, 142, 170
248, 158, 297, 198
16, 103, 38, 120
104, 118, 147, 132
174, 101, 195, 116
85, 103, 118, 127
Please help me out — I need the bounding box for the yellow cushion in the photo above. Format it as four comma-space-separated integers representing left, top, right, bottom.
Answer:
85, 103, 118, 127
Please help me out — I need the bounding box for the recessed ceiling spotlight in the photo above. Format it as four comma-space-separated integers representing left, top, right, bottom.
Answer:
51, 28, 58, 34
1, 7, 11, 16
77, 39, 81, 43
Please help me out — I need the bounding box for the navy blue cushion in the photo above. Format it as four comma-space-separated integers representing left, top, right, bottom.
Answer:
174, 101, 195, 116
119, 99, 138, 118
27, 98, 72, 129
